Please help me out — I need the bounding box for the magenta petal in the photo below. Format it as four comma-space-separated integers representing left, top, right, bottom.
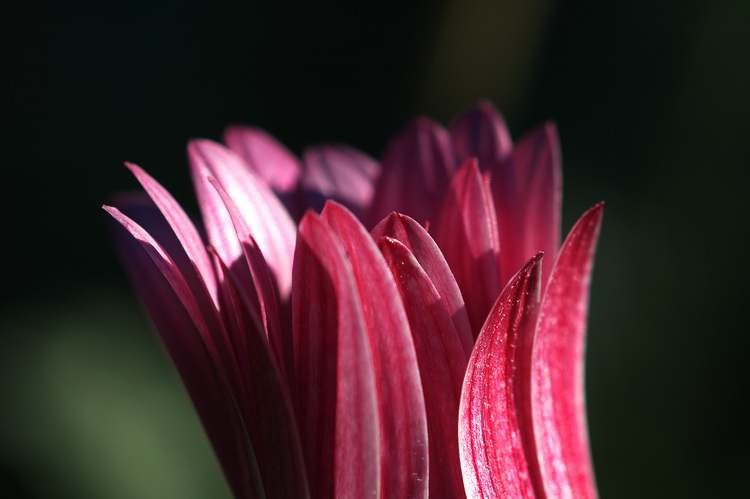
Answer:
213, 253, 310, 499
104, 202, 264, 498
449, 100, 514, 168
508, 123, 563, 286
459, 254, 543, 499
532, 203, 603, 499
378, 236, 467, 498
321, 201, 429, 498
293, 212, 380, 498
223, 124, 301, 195
301, 143, 380, 220
436, 158, 502, 336
369, 117, 456, 227
188, 139, 297, 299
372, 212, 473, 358
125, 162, 219, 304
207, 176, 290, 380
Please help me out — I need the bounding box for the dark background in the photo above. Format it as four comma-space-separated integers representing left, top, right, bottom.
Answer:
2, 0, 748, 497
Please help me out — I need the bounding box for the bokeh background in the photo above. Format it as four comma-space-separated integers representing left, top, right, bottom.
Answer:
3, 0, 748, 497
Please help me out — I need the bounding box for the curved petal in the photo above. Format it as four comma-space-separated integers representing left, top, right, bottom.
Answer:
104, 201, 264, 498
188, 139, 297, 299
532, 203, 603, 499
371, 212, 473, 358
378, 236, 467, 498
369, 117, 456, 227
301, 143, 380, 219
459, 254, 542, 499
125, 162, 219, 304
321, 201, 429, 498
436, 158, 502, 336
509, 123, 562, 286
293, 212, 380, 498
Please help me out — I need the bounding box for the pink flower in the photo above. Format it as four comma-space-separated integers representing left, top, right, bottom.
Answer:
105, 101, 603, 498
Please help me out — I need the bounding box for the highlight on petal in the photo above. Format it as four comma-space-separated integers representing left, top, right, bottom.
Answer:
301, 143, 380, 219
188, 138, 297, 299
532, 203, 603, 499
378, 236, 467, 498
321, 201, 429, 498
293, 212, 380, 498
459, 253, 543, 499
223, 124, 302, 195
436, 158, 502, 336
371, 212, 473, 358
369, 117, 457, 227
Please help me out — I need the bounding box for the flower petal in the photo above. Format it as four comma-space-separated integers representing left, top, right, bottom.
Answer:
301, 143, 380, 220
371, 212, 473, 358
508, 123, 563, 286
459, 254, 543, 499
532, 203, 603, 499
449, 100, 514, 168
223, 125, 301, 195
293, 212, 380, 498
378, 236, 468, 498
125, 162, 219, 304
321, 201, 429, 498
436, 157, 502, 336
188, 139, 297, 299
369, 117, 456, 227
105, 200, 264, 498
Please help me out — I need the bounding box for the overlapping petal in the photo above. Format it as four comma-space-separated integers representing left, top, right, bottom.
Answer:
107, 100, 604, 499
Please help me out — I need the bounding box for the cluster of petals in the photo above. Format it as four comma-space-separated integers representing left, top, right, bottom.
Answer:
106, 101, 603, 499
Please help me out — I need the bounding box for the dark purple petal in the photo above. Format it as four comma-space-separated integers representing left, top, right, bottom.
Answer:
436, 158, 502, 336
369, 117, 457, 227
188, 139, 297, 299
532, 203, 603, 499
449, 100, 513, 169
293, 212, 380, 498
372, 212, 473, 357
321, 201, 429, 498
301, 143, 380, 220
459, 254, 543, 499
378, 236, 467, 498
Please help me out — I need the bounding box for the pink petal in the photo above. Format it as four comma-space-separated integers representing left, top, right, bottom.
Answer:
508, 123, 563, 286
371, 212, 473, 358
436, 158, 502, 336
301, 143, 380, 220
223, 124, 301, 195
105, 201, 264, 498
213, 253, 310, 499
369, 117, 457, 227
293, 212, 380, 498
321, 201, 429, 498
125, 163, 219, 304
532, 203, 603, 499
378, 236, 468, 498
207, 176, 290, 380
459, 254, 543, 499
449, 100, 513, 169
188, 139, 297, 299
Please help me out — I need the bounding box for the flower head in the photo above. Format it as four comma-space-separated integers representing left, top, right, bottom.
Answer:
106, 101, 603, 498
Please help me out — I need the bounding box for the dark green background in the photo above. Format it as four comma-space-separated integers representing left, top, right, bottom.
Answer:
2, 1, 748, 497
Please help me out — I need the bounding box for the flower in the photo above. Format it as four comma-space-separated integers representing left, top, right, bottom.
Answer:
105, 101, 603, 498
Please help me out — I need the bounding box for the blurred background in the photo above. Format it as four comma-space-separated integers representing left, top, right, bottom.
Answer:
2, 0, 748, 497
